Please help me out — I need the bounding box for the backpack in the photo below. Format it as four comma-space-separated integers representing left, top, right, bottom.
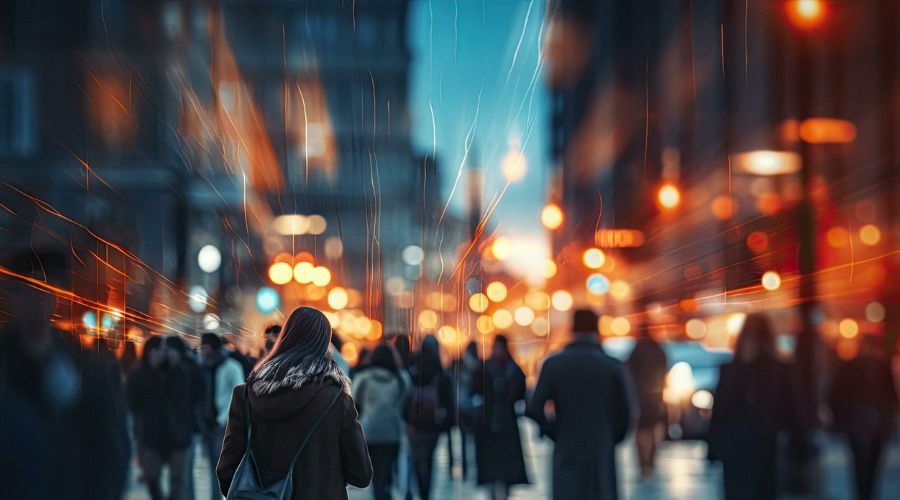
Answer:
225, 386, 341, 500
404, 378, 446, 432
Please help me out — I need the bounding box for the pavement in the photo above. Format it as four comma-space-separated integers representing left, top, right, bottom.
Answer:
126, 419, 900, 499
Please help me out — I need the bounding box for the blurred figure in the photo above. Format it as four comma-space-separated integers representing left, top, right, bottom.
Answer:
471, 335, 529, 500
527, 309, 633, 500
708, 313, 797, 500
404, 335, 452, 500
127, 336, 197, 500
453, 340, 480, 480
394, 334, 412, 369
199, 333, 244, 500
166, 336, 209, 500
626, 327, 667, 478
353, 342, 411, 500
829, 335, 898, 500
216, 307, 372, 498
351, 346, 373, 378
262, 323, 282, 355
0, 250, 129, 500
331, 333, 351, 376
224, 336, 254, 378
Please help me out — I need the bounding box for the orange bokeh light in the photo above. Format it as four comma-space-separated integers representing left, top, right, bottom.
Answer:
786, 0, 827, 30
657, 183, 681, 210
541, 203, 565, 230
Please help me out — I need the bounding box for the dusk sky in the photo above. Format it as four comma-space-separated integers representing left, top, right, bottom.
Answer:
408, 0, 549, 242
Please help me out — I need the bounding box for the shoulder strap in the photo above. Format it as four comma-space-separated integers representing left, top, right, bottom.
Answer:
244, 384, 253, 443
287, 388, 343, 470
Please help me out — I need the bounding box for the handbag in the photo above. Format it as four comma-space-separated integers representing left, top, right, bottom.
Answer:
226, 386, 342, 499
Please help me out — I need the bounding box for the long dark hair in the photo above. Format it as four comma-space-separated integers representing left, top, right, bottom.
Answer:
249, 307, 349, 394
734, 313, 776, 363
368, 342, 402, 376
413, 335, 442, 384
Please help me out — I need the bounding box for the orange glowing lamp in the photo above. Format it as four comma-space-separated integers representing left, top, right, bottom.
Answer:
657, 183, 681, 211
541, 203, 565, 230
786, 0, 827, 30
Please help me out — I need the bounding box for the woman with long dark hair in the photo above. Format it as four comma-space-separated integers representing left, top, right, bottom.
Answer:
708, 313, 798, 500
216, 307, 372, 499
352, 342, 410, 499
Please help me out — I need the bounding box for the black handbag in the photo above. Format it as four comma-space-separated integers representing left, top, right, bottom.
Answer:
226, 386, 342, 499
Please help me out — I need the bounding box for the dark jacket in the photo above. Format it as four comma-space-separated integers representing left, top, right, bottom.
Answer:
526, 338, 633, 500
127, 360, 197, 452
216, 381, 373, 499
471, 356, 529, 486
626, 338, 667, 428
829, 356, 898, 438
708, 358, 798, 500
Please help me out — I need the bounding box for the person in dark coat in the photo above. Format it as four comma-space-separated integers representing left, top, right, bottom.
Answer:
526, 309, 633, 500
166, 335, 209, 500
707, 313, 798, 500
829, 334, 898, 500
127, 336, 198, 500
471, 335, 529, 499
217, 307, 372, 499
0, 250, 129, 500
404, 335, 453, 500
625, 327, 668, 478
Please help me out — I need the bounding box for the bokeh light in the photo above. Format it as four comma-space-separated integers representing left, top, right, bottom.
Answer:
486, 281, 508, 302
468, 293, 490, 313
838, 318, 859, 339
551, 290, 573, 311
761, 271, 782, 291
541, 203, 564, 230
269, 262, 294, 285
582, 248, 606, 269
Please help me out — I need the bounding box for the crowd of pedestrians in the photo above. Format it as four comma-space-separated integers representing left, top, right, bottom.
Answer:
0, 250, 898, 500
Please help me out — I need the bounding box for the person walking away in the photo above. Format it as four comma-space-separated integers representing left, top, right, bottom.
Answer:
166, 335, 209, 500
829, 334, 898, 500
216, 307, 372, 498
404, 335, 452, 500
353, 343, 411, 499
707, 313, 799, 500
0, 250, 129, 500
200, 333, 245, 500
224, 336, 254, 378
127, 336, 197, 500
625, 327, 668, 478
471, 335, 529, 500
526, 309, 633, 500
454, 340, 480, 480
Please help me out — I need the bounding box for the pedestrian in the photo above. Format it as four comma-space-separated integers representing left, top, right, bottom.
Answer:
625, 326, 668, 478
127, 336, 197, 500
331, 333, 351, 376
353, 342, 411, 500
0, 250, 129, 500
707, 313, 798, 500
166, 335, 209, 500
471, 335, 529, 500
199, 333, 245, 500
454, 340, 480, 480
526, 309, 633, 500
829, 334, 898, 500
404, 335, 452, 500
262, 323, 282, 356
225, 336, 254, 378
216, 306, 372, 498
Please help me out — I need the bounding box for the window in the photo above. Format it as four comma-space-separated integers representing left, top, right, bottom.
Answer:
0, 68, 36, 157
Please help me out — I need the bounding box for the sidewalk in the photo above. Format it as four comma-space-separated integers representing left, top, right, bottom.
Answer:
126, 419, 900, 499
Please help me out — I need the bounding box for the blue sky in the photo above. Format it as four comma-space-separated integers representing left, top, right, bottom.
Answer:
408, 0, 548, 240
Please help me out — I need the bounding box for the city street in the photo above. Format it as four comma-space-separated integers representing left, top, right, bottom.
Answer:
126, 419, 900, 500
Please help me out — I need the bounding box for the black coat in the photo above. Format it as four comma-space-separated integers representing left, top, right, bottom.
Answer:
708, 358, 798, 500
216, 381, 373, 500
526, 338, 633, 500
626, 338, 667, 428
829, 356, 897, 438
127, 361, 197, 452
471, 356, 529, 486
